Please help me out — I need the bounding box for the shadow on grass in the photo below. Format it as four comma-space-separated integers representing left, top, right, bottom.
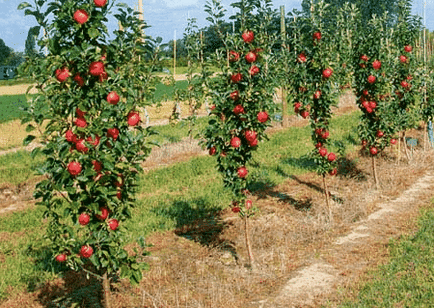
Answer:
151, 198, 237, 260
336, 156, 367, 181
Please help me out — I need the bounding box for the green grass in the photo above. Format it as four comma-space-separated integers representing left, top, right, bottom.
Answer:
0, 77, 34, 87
0, 95, 31, 123
340, 206, 434, 307
0, 111, 361, 300
154, 80, 188, 102
0, 150, 45, 187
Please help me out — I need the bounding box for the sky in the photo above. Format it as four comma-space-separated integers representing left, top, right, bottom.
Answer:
0, 0, 433, 53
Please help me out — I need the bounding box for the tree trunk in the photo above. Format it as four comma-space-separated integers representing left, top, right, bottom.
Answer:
244, 214, 255, 269
322, 174, 331, 220
372, 156, 379, 190
102, 271, 111, 308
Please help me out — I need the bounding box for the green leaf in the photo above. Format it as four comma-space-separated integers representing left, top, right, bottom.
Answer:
17, 2, 32, 10
23, 135, 36, 146
26, 124, 36, 133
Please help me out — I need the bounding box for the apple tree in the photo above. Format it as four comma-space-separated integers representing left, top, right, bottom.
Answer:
203, 0, 278, 267
18, 0, 158, 306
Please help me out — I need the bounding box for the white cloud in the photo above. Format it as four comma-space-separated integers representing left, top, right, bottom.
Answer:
162, 0, 199, 8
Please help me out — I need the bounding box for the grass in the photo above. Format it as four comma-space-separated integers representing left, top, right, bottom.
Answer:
0, 111, 362, 300
0, 150, 45, 187
0, 95, 31, 123
340, 206, 434, 307
0, 77, 34, 87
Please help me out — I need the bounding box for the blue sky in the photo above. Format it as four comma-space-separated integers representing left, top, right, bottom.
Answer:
1, 0, 433, 53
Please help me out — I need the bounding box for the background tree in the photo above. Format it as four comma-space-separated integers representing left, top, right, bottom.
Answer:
0, 38, 13, 65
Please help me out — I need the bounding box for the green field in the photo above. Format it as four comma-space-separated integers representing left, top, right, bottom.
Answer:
0, 95, 31, 123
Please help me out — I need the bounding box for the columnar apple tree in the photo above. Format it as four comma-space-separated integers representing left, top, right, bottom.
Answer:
287, 2, 338, 214
203, 0, 277, 267
18, 0, 157, 302
353, 13, 395, 187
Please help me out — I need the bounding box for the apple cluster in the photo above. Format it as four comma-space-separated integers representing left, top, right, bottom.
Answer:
204, 30, 276, 214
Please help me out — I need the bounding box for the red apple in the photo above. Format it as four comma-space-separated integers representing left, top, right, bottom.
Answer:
76, 107, 86, 118
329, 168, 337, 176
96, 207, 109, 221
73, 73, 84, 87
321, 131, 330, 139
116, 190, 122, 200
89, 61, 105, 76
80, 245, 93, 258
92, 160, 102, 173
242, 31, 254, 44
230, 137, 241, 148
404, 45, 412, 53
65, 130, 77, 143
257, 111, 269, 123
376, 130, 384, 138
107, 128, 119, 140
313, 31, 321, 40
249, 65, 260, 76
399, 55, 407, 63
401, 80, 409, 88
75, 139, 89, 153
363, 89, 369, 96
74, 117, 87, 128
315, 142, 322, 149
370, 146, 378, 155
322, 68, 333, 79
298, 53, 307, 63
55, 68, 70, 82
237, 166, 248, 178
360, 54, 369, 62
230, 90, 240, 101
244, 130, 257, 142
369, 101, 377, 109
127, 111, 140, 126
245, 51, 257, 63
73, 9, 89, 24
79, 213, 90, 226
390, 138, 397, 145
229, 51, 240, 62
233, 104, 245, 115
300, 110, 309, 119
107, 91, 120, 105
314, 90, 322, 99
231, 73, 243, 83
245, 200, 253, 210
86, 135, 100, 147
327, 152, 336, 162
232, 206, 241, 213
372, 60, 381, 70
55, 254, 67, 262
108, 218, 119, 231
367, 75, 376, 84
294, 102, 302, 113
94, 0, 107, 7
209, 146, 216, 156
319, 147, 328, 157
67, 161, 82, 176
248, 138, 258, 147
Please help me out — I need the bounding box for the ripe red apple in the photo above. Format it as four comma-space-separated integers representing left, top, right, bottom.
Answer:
248, 138, 258, 147
245, 51, 257, 63
237, 166, 248, 178
370, 146, 378, 155
369, 101, 377, 109
67, 161, 82, 176
372, 60, 381, 70
55, 254, 67, 262
73, 73, 84, 87
298, 53, 307, 63
366, 106, 373, 114
73, 9, 89, 24
127, 111, 140, 126
107, 128, 119, 140
74, 117, 87, 128
92, 160, 102, 173
327, 152, 336, 162
294, 102, 302, 113
322, 68, 333, 79
80, 245, 93, 258
245, 200, 253, 210
390, 138, 397, 145
89, 61, 105, 76
329, 168, 337, 176
245, 130, 257, 142
96, 207, 109, 221
404, 45, 412, 53
210, 105, 216, 111
231, 73, 243, 83
65, 130, 77, 143
116, 190, 122, 200
257, 111, 269, 123
79, 213, 90, 226
108, 218, 119, 231
229, 51, 240, 62
242, 31, 254, 44
76, 107, 86, 118
363, 89, 369, 96
300, 110, 309, 119
362, 101, 370, 109
399, 55, 407, 63
376, 130, 384, 138
401, 80, 409, 88
312, 31, 321, 40
367, 75, 376, 84
407, 75, 413, 80
249, 65, 260, 76
233, 104, 245, 115
75, 139, 89, 153
55, 68, 70, 82
86, 135, 100, 147
209, 146, 216, 155
107, 91, 120, 105
360, 54, 368, 62
94, 0, 107, 7
230, 90, 240, 101
315, 142, 322, 149
321, 130, 329, 139
319, 147, 327, 157
314, 90, 322, 99
232, 206, 241, 213
230, 137, 241, 148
